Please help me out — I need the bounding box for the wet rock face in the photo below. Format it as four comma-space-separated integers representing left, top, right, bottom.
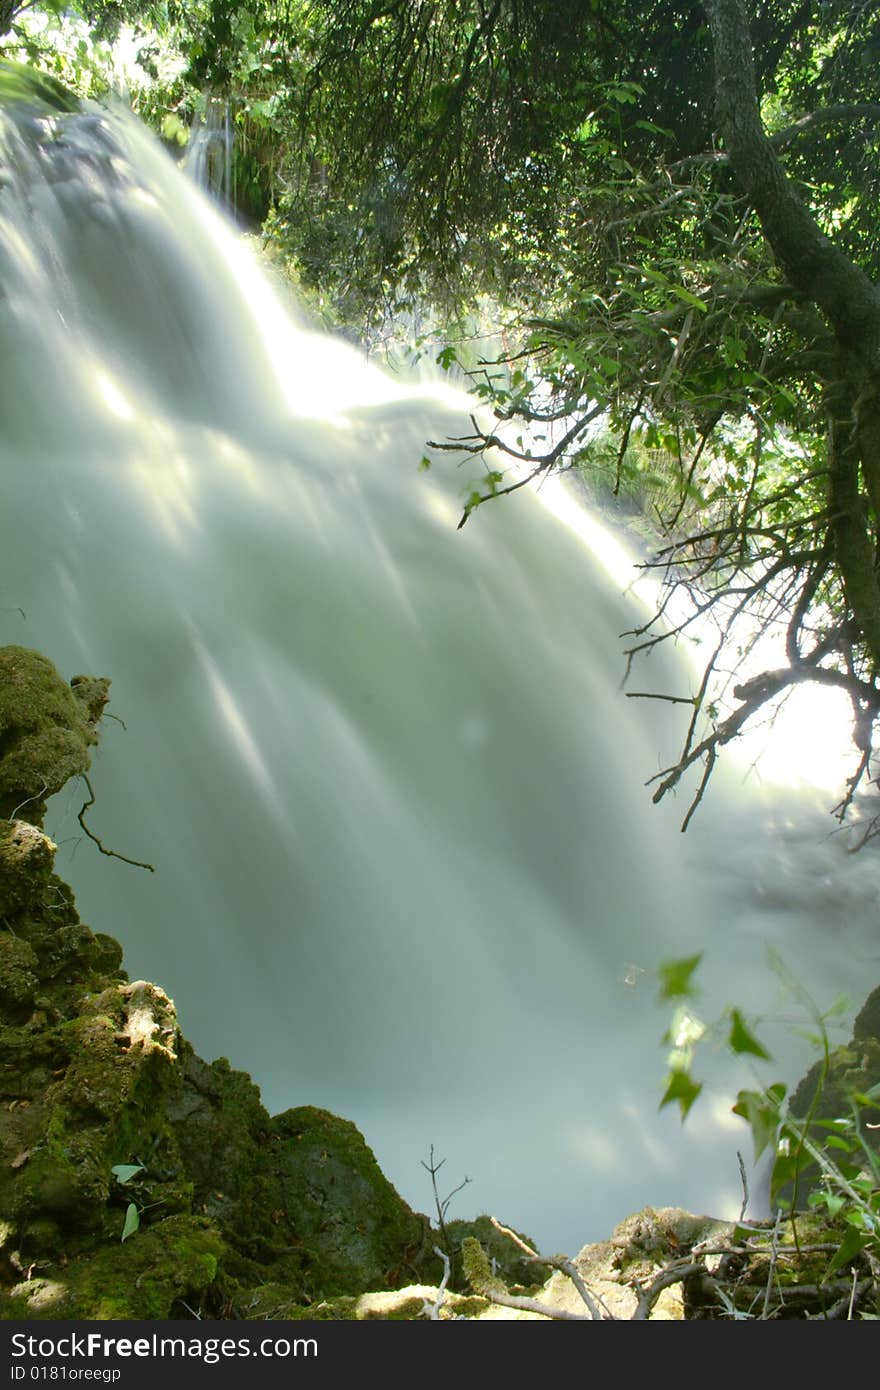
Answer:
0, 645, 435, 1319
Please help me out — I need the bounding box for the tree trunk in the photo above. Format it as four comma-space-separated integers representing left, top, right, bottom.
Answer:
703, 0, 880, 671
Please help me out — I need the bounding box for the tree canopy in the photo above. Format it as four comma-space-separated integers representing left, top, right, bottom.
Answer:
4, 0, 880, 832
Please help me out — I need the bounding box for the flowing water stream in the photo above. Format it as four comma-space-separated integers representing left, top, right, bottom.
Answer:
2, 73, 878, 1253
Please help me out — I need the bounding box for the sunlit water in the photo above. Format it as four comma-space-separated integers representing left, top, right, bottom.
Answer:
1, 79, 878, 1253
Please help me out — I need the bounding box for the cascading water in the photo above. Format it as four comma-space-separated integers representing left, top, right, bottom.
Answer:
1, 70, 878, 1253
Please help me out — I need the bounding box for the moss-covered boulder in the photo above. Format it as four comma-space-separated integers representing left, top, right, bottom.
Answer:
0, 646, 108, 823
270, 1107, 432, 1296
5, 1217, 225, 1321
789, 987, 880, 1166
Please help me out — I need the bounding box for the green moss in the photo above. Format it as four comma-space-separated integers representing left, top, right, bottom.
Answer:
357, 1295, 428, 1320
854, 987, 880, 1041
0, 647, 108, 823
0, 976, 185, 1251
270, 1106, 433, 1294
461, 1236, 506, 1297
297, 1296, 360, 1321
0, 821, 56, 916
445, 1214, 546, 1291
3, 1216, 225, 1320
0, 937, 39, 1008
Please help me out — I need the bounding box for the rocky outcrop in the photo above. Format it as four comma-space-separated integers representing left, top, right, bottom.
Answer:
0, 646, 109, 823
789, 985, 880, 1143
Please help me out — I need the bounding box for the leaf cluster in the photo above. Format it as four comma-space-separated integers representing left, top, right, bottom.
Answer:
658, 953, 880, 1308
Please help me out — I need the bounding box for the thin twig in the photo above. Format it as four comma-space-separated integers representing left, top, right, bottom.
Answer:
77, 775, 154, 873
421, 1145, 470, 1254
488, 1217, 610, 1320
625, 692, 696, 705
632, 1262, 705, 1319
762, 1209, 783, 1319
737, 1150, 750, 1223
8, 784, 48, 822
421, 1247, 453, 1320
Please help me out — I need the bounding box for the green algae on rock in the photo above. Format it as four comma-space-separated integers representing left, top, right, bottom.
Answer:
0, 646, 108, 823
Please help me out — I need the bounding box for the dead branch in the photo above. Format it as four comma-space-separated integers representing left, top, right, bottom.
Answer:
77, 775, 155, 873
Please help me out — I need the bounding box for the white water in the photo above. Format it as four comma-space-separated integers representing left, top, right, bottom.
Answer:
1, 85, 878, 1253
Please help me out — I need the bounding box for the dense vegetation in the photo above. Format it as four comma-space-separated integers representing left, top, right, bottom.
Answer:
4, 2, 880, 835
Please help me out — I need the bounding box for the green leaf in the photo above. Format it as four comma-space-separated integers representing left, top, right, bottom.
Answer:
634, 119, 671, 135
111, 1164, 145, 1185
666, 283, 707, 312
769, 1144, 808, 1201
733, 1084, 786, 1161
727, 1009, 771, 1059
418, 456, 432, 472
121, 1203, 140, 1243
657, 953, 702, 1001
843, 1206, 871, 1229
825, 1224, 870, 1279
825, 1135, 856, 1153
822, 993, 852, 1022
659, 1068, 703, 1118
809, 1191, 845, 1218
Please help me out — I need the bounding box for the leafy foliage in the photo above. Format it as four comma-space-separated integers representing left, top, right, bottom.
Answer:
658, 954, 880, 1301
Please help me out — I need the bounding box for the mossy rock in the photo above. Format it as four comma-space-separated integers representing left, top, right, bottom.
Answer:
1, 1215, 225, 1320
166, 1050, 269, 1203
0, 821, 56, 916
0, 962, 184, 1250
444, 1214, 547, 1291
790, 1039, 880, 1154
0, 647, 108, 823
854, 987, 880, 1042
270, 1106, 433, 1295
299, 1286, 491, 1320
0, 936, 40, 1008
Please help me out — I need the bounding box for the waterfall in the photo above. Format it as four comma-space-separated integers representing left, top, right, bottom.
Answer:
2, 69, 877, 1253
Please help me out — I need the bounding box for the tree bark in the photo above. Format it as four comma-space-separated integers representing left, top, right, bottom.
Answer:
703, 0, 880, 366
703, 0, 880, 671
